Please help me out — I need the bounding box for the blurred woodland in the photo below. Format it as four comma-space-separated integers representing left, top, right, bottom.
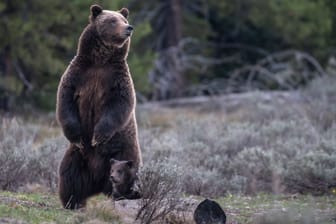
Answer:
1, 0, 336, 111
1, 1, 336, 222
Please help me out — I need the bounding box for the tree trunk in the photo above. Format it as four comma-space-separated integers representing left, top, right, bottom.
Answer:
149, 0, 184, 100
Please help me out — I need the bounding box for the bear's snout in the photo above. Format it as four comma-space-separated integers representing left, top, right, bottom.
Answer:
125, 25, 134, 36
110, 175, 118, 183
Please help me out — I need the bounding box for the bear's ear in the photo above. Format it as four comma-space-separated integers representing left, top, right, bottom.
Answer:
90, 4, 103, 19
110, 158, 117, 165
119, 8, 129, 18
126, 160, 133, 168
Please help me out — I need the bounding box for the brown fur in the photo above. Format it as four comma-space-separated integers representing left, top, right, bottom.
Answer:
56, 4, 141, 209
109, 159, 141, 200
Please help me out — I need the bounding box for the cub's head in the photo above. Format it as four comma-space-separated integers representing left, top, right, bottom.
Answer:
90, 4, 133, 48
109, 158, 140, 199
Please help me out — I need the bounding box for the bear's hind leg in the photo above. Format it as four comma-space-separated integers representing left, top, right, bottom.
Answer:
59, 146, 91, 209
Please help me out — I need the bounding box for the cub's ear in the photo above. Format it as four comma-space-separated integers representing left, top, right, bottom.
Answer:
126, 160, 133, 168
90, 4, 103, 19
110, 158, 117, 165
119, 8, 129, 18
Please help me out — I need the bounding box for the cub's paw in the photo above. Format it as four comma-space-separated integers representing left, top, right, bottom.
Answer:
112, 190, 142, 201
126, 190, 142, 200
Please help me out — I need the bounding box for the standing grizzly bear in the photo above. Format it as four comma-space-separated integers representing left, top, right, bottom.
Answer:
56, 4, 142, 209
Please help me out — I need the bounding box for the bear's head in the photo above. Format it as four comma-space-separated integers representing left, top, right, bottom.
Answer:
90, 4, 133, 48
109, 158, 141, 200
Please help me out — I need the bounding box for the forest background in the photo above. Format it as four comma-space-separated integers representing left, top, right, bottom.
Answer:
1, 0, 335, 110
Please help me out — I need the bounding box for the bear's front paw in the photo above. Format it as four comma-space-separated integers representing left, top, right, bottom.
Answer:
73, 140, 84, 149
91, 132, 112, 147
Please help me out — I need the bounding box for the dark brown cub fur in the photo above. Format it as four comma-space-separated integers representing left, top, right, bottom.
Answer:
109, 158, 141, 200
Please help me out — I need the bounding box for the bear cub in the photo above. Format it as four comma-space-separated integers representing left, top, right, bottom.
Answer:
109, 158, 141, 200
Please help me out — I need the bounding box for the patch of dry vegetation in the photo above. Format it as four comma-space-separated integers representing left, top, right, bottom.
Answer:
138, 76, 336, 197
0, 76, 336, 223
0, 118, 66, 191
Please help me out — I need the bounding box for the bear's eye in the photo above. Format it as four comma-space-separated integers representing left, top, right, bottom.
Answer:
110, 18, 117, 24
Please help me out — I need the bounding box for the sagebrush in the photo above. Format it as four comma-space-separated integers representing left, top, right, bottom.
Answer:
139, 76, 336, 196
1, 76, 336, 198
0, 118, 66, 192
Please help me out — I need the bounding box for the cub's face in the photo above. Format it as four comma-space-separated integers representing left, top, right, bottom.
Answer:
109, 159, 137, 196
90, 5, 133, 48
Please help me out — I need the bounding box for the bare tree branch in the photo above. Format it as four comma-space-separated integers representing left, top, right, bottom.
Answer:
184, 50, 328, 96
12, 59, 33, 91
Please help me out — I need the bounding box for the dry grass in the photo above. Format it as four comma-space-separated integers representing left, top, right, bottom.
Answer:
0, 76, 336, 223
135, 160, 183, 224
